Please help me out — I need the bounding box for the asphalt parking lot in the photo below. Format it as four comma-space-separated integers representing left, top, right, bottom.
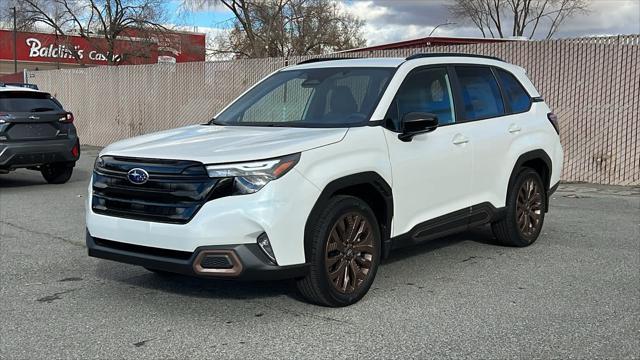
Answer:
1, 147, 638, 359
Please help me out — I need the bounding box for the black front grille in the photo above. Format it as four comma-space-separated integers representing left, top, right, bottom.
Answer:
92, 156, 232, 224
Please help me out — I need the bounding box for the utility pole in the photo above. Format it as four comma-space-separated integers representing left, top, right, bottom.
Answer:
12, 6, 18, 73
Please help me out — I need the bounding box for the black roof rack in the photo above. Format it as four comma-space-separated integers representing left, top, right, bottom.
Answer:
405, 53, 504, 62
296, 57, 360, 65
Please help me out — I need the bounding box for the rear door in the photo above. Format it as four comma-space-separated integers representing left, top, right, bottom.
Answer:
0, 91, 68, 141
454, 65, 531, 208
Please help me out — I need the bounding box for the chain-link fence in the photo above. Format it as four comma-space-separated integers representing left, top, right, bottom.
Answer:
29, 37, 639, 185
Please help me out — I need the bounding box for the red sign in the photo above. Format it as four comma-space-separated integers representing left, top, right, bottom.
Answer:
0, 29, 205, 65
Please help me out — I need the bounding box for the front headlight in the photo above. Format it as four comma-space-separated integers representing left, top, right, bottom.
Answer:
205, 153, 300, 194
94, 156, 104, 170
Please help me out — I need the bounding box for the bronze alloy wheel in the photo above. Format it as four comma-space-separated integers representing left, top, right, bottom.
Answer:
325, 212, 375, 294
516, 177, 544, 237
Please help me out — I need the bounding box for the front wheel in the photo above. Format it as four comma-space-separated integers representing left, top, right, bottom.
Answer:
41, 162, 74, 184
297, 195, 381, 307
492, 168, 547, 247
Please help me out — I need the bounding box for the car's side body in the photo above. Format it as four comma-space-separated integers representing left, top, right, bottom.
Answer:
291, 56, 562, 256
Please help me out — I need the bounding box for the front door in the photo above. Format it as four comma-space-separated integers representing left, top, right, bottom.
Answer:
383, 67, 473, 237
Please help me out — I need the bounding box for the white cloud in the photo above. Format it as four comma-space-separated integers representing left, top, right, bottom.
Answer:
340, 0, 640, 45
555, 0, 640, 37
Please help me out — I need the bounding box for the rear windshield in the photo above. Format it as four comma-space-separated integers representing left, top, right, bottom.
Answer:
0, 91, 62, 112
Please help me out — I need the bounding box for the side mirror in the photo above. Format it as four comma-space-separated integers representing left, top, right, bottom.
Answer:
398, 112, 438, 142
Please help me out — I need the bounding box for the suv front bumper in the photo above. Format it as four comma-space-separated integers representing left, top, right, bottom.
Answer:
86, 231, 308, 280
86, 168, 320, 267
0, 137, 79, 169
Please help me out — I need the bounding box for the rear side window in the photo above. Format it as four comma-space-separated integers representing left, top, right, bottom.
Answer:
495, 68, 531, 113
455, 66, 505, 120
0, 92, 62, 112
386, 67, 456, 129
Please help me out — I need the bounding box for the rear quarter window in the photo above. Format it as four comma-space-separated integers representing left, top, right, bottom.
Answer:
0, 91, 63, 112
495, 68, 532, 113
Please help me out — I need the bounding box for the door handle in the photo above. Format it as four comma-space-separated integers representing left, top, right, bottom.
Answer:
508, 124, 522, 133
452, 134, 470, 145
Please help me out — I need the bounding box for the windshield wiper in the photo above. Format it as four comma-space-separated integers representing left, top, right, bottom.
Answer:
205, 120, 304, 127
30, 107, 55, 112
206, 118, 222, 125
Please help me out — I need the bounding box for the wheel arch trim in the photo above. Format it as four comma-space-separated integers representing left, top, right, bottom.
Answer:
507, 149, 553, 210
303, 171, 394, 261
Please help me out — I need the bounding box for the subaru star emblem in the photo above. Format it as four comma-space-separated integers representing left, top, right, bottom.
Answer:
127, 168, 149, 185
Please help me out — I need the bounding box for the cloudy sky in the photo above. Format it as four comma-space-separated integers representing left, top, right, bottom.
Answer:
171, 0, 640, 46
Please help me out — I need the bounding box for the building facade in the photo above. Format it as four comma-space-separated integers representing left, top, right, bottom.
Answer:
0, 29, 206, 80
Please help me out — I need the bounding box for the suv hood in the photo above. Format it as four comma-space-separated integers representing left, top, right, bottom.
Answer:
100, 125, 347, 164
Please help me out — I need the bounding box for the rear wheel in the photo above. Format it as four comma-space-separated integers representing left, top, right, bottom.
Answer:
41, 162, 74, 184
297, 195, 381, 307
492, 168, 546, 247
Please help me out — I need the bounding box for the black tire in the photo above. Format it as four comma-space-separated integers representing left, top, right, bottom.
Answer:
296, 195, 381, 307
492, 168, 547, 247
41, 162, 74, 184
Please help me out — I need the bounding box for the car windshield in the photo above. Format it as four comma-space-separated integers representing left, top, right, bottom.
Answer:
0, 91, 62, 112
213, 67, 395, 127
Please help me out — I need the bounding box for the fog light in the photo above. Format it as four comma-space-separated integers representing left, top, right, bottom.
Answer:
257, 232, 277, 265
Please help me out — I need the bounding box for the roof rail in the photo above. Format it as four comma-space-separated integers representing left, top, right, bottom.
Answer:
405, 53, 504, 62
296, 57, 360, 65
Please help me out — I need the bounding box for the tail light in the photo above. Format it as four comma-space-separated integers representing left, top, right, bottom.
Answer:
547, 112, 559, 135
71, 141, 80, 158
59, 112, 74, 124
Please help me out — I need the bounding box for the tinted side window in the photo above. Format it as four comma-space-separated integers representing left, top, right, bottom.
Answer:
495, 68, 531, 113
386, 68, 455, 130
455, 66, 505, 120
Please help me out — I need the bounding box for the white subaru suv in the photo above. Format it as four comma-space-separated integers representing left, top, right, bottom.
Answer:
86, 54, 563, 306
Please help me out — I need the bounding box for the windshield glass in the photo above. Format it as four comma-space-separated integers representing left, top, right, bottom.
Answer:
0, 91, 62, 112
214, 67, 394, 127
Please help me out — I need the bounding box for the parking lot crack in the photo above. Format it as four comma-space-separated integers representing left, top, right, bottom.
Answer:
252, 300, 351, 325
36, 288, 78, 303
133, 338, 156, 347
0, 220, 84, 248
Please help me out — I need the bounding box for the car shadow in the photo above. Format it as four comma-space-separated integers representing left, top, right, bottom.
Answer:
384, 225, 501, 264
0, 175, 45, 187
96, 262, 299, 301
0, 167, 91, 188
96, 226, 502, 304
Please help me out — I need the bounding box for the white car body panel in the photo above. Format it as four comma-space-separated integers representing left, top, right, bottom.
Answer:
294, 126, 393, 192
100, 124, 347, 164
383, 124, 473, 236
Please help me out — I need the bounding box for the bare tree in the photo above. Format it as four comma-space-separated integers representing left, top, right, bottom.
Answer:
6, 0, 169, 65
451, 0, 589, 39
183, 0, 366, 58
